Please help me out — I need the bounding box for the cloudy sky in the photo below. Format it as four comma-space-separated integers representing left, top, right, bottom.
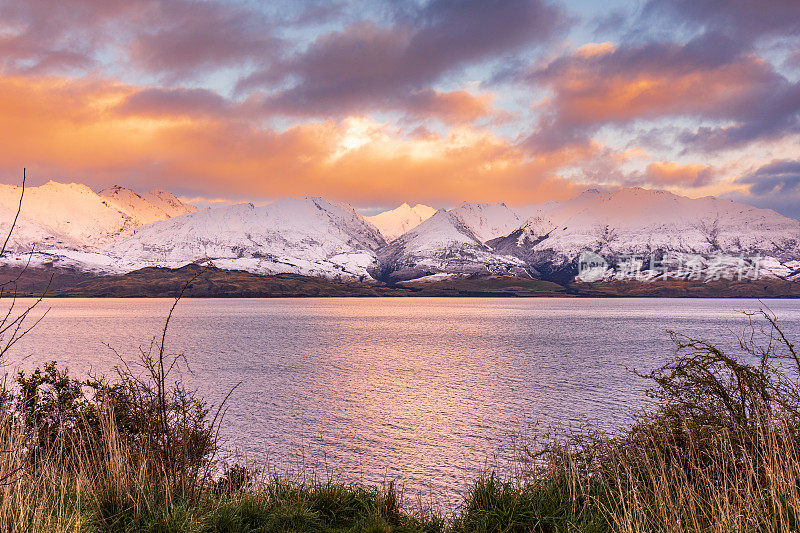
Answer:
0, 0, 799, 216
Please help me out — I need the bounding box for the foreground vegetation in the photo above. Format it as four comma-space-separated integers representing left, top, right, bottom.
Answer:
0, 306, 798, 532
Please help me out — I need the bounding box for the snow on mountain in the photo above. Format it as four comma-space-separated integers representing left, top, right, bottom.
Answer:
372, 209, 530, 281
99, 186, 196, 225
366, 201, 530, 244
448, 202, 526, 243
99, 186, 168, 225
107, 196, 386, 280
1, 180, 799, 285
529, 187, 797, 257
0, 181, 142, 251
0, 181, 198, 276
489, 187, 800, 281
515, 200, 559, 220
366, 203, 436, 242
142, 189, 197, 218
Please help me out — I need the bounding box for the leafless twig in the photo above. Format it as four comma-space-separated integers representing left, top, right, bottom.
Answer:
0, 168, 25, 258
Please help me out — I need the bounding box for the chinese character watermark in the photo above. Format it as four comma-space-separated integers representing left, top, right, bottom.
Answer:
576, 251, 763, 282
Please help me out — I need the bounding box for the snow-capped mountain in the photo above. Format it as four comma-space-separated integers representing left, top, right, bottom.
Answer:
107, 197, 386, 280
489, 187, 800, 281
1, 179, 798, 285
372, 209, 530, 282
0, 181, 139, 251
0, 181, 196, 253
141, 189, 197, 218
99, 186, 196, 225
449, 202, 527, 243
365, 201, 533, 244
366, 203, 436, 242
514, 200, 559, 221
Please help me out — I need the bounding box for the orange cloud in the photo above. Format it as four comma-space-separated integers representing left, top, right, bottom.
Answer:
546, 57, 762, 126
0, 74, 580, 205
574, 42, 615, 58
405, 89, 495, 124
643, 161, 714, 187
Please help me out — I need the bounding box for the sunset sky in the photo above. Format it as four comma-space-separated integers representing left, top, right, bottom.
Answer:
0, 0, 799, 216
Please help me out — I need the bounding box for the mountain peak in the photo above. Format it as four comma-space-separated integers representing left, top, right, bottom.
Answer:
366, 202, 437, 242
110, 195, 385, 280
375, 207, 527, 282
41, 180, 96, 195
449, 201, 524, 243
100, 185, 144, 199
141, 189, 197, 217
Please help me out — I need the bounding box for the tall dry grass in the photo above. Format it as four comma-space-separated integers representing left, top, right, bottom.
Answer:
0, 407, 199, 531
523, 415, 800, 532
482, 307, 800, 532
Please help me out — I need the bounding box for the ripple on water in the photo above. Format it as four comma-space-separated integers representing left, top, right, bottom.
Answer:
6, 296, 800, 510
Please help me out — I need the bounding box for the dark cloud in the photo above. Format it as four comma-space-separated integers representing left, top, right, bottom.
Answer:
730, 159, 800, 219
642, 0, 800, 45
240, 0, 568, 119
0, 0, 279, 80
290, 1, 348, 26
18, 50, 95, 75
115, 87, 232, 118
677, 85, 800, 151
524, 32, 800, 153
128, 1, 280, 81
737, 160, 800, 196
0, 0, 132, 73
404, 0, 565, 75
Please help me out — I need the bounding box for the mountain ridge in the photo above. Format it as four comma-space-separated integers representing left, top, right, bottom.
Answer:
0, 181, 798, 287
99, 185, 196, 225
106, 196, 386, 280
366, 203, 436, 242
0, 181, 196, 253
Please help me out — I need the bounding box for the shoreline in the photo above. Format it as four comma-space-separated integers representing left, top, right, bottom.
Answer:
1, 264, 799, 298
0, 264, 800, 299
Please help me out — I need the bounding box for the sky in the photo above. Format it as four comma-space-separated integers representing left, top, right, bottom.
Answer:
0, 0, 799, 216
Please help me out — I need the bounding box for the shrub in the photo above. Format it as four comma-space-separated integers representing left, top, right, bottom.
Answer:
13, 362, 217, 495
513, 307, 800, 532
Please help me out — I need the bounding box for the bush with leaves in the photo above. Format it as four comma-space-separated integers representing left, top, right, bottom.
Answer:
13, 360, 216, 491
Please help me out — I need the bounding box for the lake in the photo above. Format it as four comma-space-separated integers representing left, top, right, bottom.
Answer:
4, 297, 799, 509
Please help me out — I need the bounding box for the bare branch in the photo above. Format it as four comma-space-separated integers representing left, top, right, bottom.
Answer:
0, 168, 25, 258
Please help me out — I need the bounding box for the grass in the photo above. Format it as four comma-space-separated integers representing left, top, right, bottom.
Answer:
0, 308, 798, 532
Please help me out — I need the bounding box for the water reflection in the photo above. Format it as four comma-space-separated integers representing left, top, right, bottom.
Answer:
5, 297, 799, 507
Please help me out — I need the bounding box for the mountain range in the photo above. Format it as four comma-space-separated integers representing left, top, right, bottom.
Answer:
0, 181, 798, 286
0, 181, 195, 253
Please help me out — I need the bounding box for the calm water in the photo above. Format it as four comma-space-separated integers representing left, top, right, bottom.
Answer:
4, 297, 800, 507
